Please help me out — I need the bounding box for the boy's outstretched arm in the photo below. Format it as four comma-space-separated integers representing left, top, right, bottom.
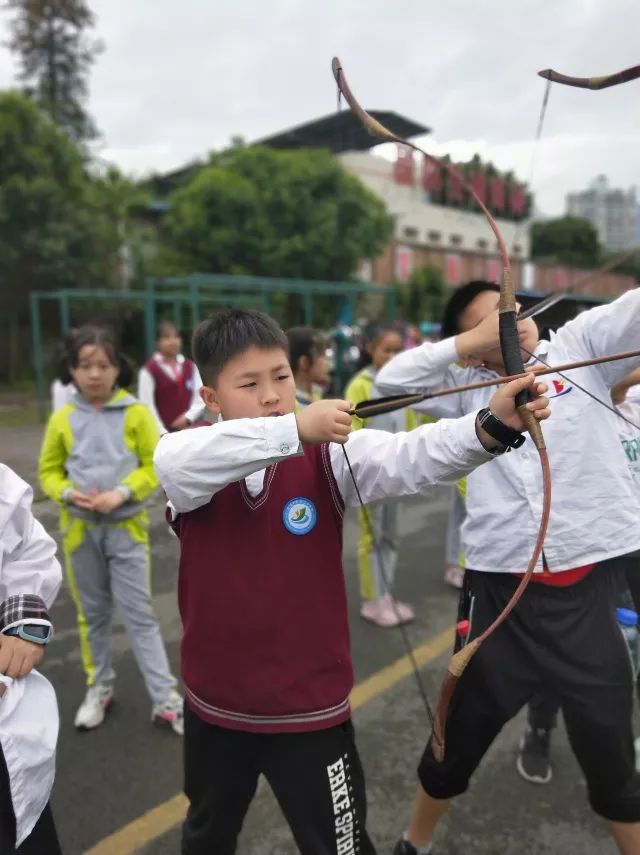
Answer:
333, 375, 550, 507
155, 402, 357, 513
154, 414, 305, 512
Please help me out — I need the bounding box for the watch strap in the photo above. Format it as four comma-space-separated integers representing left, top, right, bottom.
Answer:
477, 407, 525, 451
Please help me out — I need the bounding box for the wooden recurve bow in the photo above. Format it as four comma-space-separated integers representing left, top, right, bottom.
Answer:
331, 57, 552, 762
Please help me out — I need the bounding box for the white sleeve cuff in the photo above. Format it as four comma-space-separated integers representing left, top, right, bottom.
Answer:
264, 413, 301, 458
447, 410, 494, 461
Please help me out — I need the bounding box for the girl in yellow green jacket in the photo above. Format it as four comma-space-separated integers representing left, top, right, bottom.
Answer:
345, 323, 421, 628
38, 326, 183, 735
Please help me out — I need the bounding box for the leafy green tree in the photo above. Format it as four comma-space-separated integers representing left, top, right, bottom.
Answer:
398, 264, 447, 323
156, 146, 393, 282
84, 166, 152, 289
0, 92, 92, 380
531, 216, 601, 268
4, 0, 101, 142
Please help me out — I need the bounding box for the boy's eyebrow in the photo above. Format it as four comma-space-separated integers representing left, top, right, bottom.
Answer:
236, 363, 291, 379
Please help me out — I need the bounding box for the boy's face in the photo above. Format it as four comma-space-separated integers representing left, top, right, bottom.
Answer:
459, 290, 539, 369
201, 346, 296, 420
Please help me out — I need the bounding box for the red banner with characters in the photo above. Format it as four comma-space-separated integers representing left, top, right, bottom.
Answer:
422, 156, 442, 193
509, 182, 526, 218
490, 177, 505, 212
395, 245, 415, 282
446, 164, 464, 203
444, 253, 460, 285
470, 170, 487, 206
393, 145, 415, 186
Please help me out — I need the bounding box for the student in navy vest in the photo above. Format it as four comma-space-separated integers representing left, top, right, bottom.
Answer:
153, 308, 550, 855
138, 322, 203, 434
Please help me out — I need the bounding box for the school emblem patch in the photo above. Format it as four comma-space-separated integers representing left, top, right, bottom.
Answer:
282, 497, 317, 536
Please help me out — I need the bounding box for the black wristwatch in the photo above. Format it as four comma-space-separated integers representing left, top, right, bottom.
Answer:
477, 408, 525, 453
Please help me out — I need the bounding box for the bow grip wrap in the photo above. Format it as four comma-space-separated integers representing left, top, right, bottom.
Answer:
498, 311, 546, 451
498, 269, 546, 451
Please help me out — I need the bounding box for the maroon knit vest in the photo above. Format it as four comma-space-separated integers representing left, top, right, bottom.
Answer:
144, 357, 195, 429
173, 443, 352, 733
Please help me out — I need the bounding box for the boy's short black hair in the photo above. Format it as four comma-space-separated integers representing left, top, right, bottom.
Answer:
286, 326, 328, 372
193, 309, 289, 386
440, 280, 500, 339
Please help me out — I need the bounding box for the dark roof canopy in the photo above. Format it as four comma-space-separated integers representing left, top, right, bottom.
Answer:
253, 110, 429, 153
148, 111, 430, 197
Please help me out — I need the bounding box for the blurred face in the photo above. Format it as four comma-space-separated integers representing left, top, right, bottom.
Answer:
458, 290, 539, 370
201, 346, 296, 420
369, 331, 404, 370
70, 345, 119, 405
157, 329, 182, 359
309, 350, 331, 386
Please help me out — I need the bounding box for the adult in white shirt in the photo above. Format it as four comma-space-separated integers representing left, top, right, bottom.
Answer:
377, 282, 640, 855
0, 464, 62, 853
516, 366, 640, 788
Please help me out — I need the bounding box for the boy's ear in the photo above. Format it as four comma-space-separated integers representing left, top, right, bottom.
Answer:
200, 385, 221, 414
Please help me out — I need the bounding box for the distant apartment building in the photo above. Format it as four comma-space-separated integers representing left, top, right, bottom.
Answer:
566, 175, 638, 252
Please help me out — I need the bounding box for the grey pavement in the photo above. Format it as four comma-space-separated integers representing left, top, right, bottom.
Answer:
0, 424, 625, 854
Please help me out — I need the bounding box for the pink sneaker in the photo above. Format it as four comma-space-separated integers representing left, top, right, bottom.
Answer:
444, 565, 465, 589
360, 596, 414, 628
392, 599, 415, 623
152, 689, 184, 735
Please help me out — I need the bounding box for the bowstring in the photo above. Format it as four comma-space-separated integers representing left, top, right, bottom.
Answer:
335, 73, 435, 727
510, 77, 552, 257
340, 444, 435, 726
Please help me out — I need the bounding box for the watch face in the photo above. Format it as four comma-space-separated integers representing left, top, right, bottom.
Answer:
24, 625, 51, 640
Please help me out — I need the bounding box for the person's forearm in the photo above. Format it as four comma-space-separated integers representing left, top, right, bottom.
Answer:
154, 414, 302, 512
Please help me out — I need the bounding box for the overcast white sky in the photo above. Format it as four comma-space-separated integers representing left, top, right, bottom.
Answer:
1, 0, 639, 216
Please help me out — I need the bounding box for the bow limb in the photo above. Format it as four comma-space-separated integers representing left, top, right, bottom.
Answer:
332, 57, 553, 762
538, 65, 640, 90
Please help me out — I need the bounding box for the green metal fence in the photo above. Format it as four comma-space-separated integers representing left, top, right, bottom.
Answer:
30, 274, 396, 418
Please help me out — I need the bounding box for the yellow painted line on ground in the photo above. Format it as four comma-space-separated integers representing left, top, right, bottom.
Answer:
83, 624, 454, 855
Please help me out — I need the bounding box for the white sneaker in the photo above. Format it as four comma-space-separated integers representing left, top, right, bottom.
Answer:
152, 689, 184, 735
74, 684, 114, 730
444, 565, 465, 589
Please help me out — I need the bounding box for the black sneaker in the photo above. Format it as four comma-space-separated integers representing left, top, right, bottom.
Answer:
392, 839, 433, 855
516, 725, 553, 784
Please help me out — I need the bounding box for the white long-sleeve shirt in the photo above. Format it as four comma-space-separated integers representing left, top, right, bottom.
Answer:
154, 410, 494, 516
617, 385, 640, 485
376, 288, 640, 573
0, 465, 61, 845
137, 353, 204, 434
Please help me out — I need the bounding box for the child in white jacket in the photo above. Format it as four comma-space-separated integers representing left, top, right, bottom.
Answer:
0, 464, 62, 853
